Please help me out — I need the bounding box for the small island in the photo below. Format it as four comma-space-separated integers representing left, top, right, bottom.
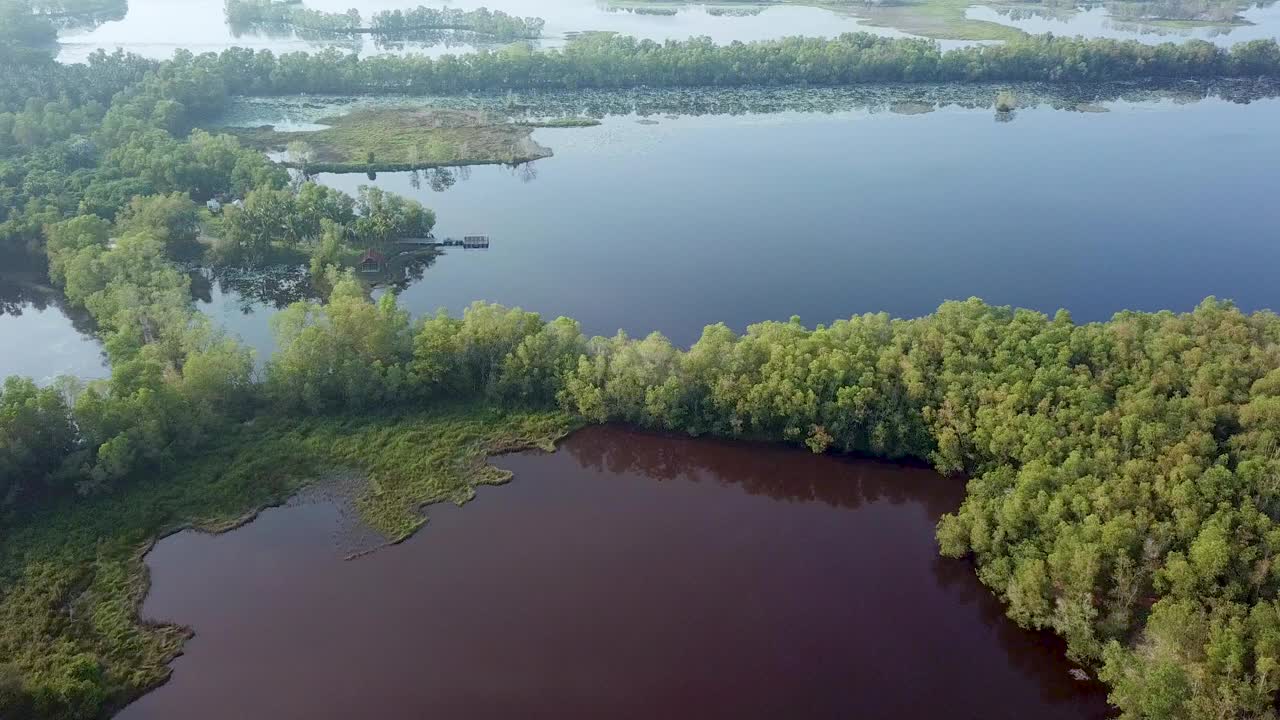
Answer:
228, 108, 557, 172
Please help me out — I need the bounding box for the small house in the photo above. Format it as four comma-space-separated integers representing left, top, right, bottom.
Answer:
359, 249, 386, 273
205, 199, 222, 213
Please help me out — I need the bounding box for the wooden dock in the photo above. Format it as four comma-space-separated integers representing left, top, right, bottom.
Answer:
393, 235, 490, 249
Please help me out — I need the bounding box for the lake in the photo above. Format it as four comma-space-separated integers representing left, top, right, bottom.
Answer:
203, 86, 1280, 351
118, 425, 1111, 720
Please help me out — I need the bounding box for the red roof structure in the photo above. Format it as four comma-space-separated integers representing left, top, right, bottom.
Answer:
359, 248, 386, 273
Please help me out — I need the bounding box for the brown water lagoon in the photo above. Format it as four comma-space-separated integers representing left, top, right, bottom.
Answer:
119, 426, 1111, 719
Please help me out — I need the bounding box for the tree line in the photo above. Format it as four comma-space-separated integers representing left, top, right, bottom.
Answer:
370, 6, 545, 40
179, 32, 1280, 97
4, 180, 430, 510
223, 0, 545, 41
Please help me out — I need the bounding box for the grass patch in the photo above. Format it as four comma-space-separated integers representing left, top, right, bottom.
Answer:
599, 0, 1027, 40
316, 407, 578, 540
0, 404, 576, 715
227, 107, 554, 173
849, 0, 1027, 41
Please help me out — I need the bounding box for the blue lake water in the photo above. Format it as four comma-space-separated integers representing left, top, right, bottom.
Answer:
204, 92, 1280, 352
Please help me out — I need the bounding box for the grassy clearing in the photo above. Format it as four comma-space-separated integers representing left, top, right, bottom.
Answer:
0, 404, 575, 715
600, 0, 1026, 40
316, 408, 577, 540
228, 108, 555, 173
848, 0, 1027, 41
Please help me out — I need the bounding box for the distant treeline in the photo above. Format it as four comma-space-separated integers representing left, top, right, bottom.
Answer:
0, 0, 58, 64
223, 0, 545, 40
194, 33, 1280, 94
30, 0, 126, 26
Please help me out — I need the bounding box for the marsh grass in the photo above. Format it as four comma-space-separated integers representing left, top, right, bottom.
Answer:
228, 107, 554, 172
0, 404, 575, 715
850, 0, 1027, 41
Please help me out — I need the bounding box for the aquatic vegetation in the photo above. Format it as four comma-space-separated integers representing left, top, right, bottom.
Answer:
227, 108, 554, 172
0, 405, 574, 717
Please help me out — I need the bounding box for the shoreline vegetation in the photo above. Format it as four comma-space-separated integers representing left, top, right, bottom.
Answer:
172, 33, 1280, 94
0, 404, 577, 718
222, 0, 546, 41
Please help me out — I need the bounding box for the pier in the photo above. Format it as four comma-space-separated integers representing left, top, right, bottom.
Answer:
393, 235, 490, 249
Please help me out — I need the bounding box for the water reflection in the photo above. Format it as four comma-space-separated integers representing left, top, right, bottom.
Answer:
564, 424, 963, 517
406, 165, 473, 192
219, 78, 1280, 131
194, 266, 320, 313
0, 265, 106, 382
41, 1, 129, 31
225, 20, 508, 54
562, 426, 1107, 709
190, 248, 440, 312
